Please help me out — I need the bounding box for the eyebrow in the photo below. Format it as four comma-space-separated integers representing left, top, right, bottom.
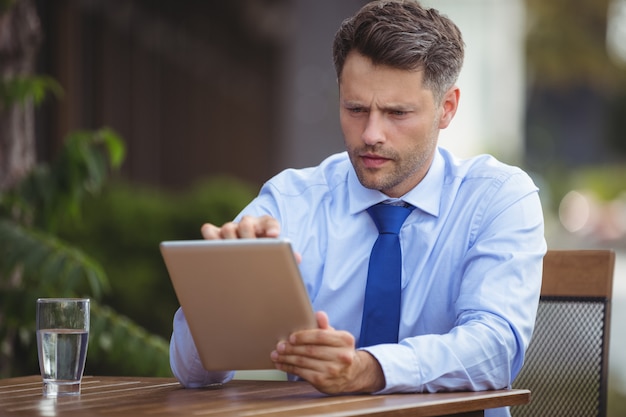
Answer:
342, 100, 416, 112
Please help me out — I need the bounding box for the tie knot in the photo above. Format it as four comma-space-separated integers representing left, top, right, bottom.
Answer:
367, 203, 414, 235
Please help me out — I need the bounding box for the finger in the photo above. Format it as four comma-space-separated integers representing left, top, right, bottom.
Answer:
202, 216, 281, 240
271, 361, 343, 395
316, 311, 332, 330
288, 317, 348, 347
271, 349, 351, 394
279, 335, 357, 366
256, 215, 281, 237
293, 252, 302, 264
274, 341, 336, 363
219, 222, 240, 239
201, 223, 222, 240
272, 353, 319, 373
237, 216, 259, 238
272, 354, 309, 377
238, 215, 281, 238
286, 328, 353, 352
272, 344, 326, 370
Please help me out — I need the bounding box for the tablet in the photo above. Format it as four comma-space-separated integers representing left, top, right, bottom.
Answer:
160, 238, 316, 371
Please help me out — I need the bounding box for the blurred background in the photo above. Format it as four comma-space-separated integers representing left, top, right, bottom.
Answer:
1, 0, 625, 414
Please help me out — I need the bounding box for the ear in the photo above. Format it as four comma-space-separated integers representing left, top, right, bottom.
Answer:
438, 86, 460, 129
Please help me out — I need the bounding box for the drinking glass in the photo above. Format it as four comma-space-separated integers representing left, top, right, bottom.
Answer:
36, 298, 90, 397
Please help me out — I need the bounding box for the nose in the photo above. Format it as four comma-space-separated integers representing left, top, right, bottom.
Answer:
361, 113, 385, 146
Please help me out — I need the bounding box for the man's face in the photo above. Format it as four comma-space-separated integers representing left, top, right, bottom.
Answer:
339, 51, 458, 198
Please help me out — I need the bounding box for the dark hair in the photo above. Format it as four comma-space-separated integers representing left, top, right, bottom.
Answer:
332, 0, 464, 102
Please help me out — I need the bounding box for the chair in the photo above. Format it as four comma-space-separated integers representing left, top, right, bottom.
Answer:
511, 249, 615, 417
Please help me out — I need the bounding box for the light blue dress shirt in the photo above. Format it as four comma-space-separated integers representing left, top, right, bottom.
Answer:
170, 147, 546, 417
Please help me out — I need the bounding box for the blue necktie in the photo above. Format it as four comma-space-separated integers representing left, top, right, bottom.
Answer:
358, 203, 414, 348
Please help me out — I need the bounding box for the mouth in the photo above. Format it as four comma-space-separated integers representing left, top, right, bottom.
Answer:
360, 153, 391, 169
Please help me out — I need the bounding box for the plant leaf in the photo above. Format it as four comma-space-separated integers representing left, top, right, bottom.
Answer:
0, 220, 110, 298
0, 75, 63, 109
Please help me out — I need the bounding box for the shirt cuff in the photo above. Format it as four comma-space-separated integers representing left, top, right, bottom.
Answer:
360, 343, 422, 394
170, 307, 234, 387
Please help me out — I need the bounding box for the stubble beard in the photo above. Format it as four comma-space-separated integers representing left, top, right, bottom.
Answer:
347, 139, 435, 195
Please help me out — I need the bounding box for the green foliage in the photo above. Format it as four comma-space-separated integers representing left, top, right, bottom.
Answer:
0, 219, 108, 298
0, 0, 16, 14
0, 75, 62, 109
569, 165, 626, 202
4, 128, 126, 233
57, 177, 257, 340
0, 128, 172, 378
541, 164, 626, 213
525, 0, 623, 89
87, 302, 171, 376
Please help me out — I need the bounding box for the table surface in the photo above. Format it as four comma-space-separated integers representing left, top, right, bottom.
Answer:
0, 375, 530, 417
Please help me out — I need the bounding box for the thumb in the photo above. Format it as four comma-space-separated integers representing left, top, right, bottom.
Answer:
315, 311, 334, 330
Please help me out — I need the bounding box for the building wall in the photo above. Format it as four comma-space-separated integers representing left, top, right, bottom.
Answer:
36, 0, 528, 191
37, 0, 284, 189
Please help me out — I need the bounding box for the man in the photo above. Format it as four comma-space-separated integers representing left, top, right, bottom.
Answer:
170, 1, 545, 416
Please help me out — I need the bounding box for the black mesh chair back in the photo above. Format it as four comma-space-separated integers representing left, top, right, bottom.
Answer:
511, 250, 615, 417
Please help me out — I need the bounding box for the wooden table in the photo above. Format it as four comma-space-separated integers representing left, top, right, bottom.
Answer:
0, 375, 530, 417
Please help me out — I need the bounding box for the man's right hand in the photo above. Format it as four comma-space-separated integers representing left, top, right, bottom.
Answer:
200, 215, 281, 240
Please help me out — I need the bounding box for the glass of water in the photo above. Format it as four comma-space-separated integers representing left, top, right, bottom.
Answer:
36, 298, 90, 397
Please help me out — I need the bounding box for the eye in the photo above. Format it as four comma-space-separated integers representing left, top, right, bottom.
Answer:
347, 106, 366, 114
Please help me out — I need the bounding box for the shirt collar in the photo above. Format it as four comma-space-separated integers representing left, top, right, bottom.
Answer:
348, 149, 444, 217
